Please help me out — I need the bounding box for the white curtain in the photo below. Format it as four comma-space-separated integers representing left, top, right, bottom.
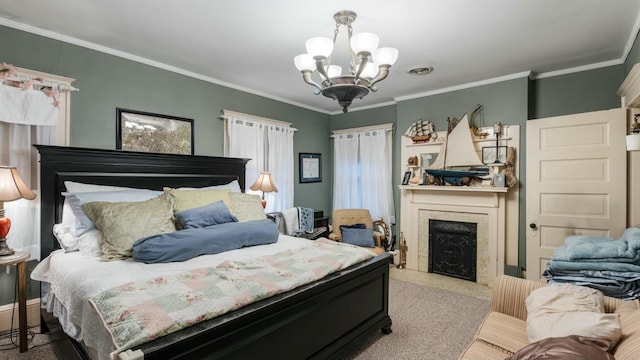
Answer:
224, 112, 295, 212
360, 129, 395, 225
225, 117, 266, 191
267, 125, 294, 212
332, 133, 361, 209
0, 121, 56, 261
333, 126, 395, 226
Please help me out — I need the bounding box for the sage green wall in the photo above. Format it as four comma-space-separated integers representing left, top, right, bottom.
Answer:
530, 66, 625, 119
0, 25, 332, 304
625, 30, 640, 75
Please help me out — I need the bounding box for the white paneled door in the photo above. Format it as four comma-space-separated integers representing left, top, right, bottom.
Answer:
526, 109, 627, 281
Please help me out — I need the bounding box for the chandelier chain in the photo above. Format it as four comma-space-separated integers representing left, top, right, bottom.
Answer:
347, 23, 356, 75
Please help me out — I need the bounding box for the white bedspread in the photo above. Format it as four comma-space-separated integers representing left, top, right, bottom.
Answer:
31, 235, 315, 360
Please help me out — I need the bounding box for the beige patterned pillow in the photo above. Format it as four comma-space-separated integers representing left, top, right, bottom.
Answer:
229, 193, 267, 222
163, 187, 232, 213
82, 196, 176, 261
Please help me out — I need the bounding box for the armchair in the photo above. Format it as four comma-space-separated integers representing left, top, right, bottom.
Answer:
328, 209, 386, 255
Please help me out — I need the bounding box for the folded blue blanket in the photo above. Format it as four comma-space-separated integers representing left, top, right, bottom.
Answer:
132, 219, 279, 263
543, 269, 640, 300
551, 227, 640, 263
547, 259, 640, 273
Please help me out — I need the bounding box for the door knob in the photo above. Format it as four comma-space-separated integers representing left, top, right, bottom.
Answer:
529, 223, 537, 230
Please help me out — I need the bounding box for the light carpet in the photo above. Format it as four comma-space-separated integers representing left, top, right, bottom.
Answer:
345, 278, 490, 360
0, 277, 490, 360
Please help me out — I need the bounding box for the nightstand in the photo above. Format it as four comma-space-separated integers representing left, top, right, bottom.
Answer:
0, 251, 29, 352
312, 216, 330, 239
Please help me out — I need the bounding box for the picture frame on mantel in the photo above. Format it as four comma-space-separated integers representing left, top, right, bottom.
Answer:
481, 146, 507, 164
299, 153, 321, 183
116, 108, 194, 155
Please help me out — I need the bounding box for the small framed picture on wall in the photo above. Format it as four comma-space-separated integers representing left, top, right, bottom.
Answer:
299, 153, 321, 183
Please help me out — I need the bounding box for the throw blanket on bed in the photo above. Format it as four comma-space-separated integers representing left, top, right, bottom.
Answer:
132, 219, 279, 263
551, 228, 640, 263
89, 239, 375, 358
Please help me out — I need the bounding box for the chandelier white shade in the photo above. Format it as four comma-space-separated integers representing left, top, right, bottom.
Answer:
294, 10, 398, 113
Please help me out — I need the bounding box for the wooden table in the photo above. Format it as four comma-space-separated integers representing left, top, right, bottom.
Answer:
0, 251, 29, 352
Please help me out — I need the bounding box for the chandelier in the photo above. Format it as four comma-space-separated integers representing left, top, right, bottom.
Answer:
294, 10, 398, 113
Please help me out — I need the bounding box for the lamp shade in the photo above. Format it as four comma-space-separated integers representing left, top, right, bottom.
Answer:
326, 65, 342, 78
0, 166, 35, 202
373, 47, 399, 66
306, 37, 334, 58
294, 54, 315, 72
250, 172, 278, 193
350, 32, 379, 55
360, 62, 378, 78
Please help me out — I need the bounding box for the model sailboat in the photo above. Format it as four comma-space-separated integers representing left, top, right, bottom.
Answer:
425, 114, 488, 185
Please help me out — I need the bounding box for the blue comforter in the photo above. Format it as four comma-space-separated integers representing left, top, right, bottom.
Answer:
132, 219, 279, 263
551, 227, 640, 263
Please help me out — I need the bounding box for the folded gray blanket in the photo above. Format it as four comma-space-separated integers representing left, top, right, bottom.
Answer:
132, 219, 279, 263
551, 227, 640, 263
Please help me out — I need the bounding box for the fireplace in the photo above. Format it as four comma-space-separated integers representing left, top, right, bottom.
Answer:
428, 219, 477, 282
416, 207, 492, 285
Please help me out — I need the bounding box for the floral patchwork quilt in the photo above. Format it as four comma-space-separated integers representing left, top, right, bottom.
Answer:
88, 239, 376, 357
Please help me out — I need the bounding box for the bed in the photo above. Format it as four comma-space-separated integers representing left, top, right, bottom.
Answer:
34, 145, 392, 360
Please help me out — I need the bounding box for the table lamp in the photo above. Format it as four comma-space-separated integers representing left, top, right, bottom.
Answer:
250, 172, 278, 208
0, 166, 36, 256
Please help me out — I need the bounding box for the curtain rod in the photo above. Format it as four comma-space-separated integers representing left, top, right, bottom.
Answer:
331, 123, 394, 137
1, 64, 79, 92
220, 109, 297, 131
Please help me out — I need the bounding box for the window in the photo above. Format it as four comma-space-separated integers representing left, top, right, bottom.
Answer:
223, 110, 295, 212
332, 124, 395, 226
0, 65, 74, 259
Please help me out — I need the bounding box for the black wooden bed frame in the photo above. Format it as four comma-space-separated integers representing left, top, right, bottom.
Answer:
36, 145, 392, 360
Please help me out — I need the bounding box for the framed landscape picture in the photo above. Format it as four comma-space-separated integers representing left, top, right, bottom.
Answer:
116, 108, 194, 155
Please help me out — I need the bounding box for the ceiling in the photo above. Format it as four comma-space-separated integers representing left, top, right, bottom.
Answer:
1, 0, 640, 114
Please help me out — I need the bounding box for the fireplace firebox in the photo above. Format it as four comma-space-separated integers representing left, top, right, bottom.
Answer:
428, 219, 477, 282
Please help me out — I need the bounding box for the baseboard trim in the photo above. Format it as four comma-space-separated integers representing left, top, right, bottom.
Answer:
0, 299, 41, 331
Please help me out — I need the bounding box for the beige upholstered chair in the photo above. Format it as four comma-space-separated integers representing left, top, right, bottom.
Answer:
328, 209, 386, 255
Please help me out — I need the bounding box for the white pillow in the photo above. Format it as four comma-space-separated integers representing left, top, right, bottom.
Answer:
178, 180, 242, 193
53, 224, 79, 252
63, 181, 138, 193
61, 181, 140, 230
63, 189, 162, 236
60, 180, 241, 229
78, 229, 102, 257
52, 223, 102, 257
526, 284, 622, 346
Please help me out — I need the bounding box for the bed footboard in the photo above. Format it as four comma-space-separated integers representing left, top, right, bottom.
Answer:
137, 253, 392, 360
65, 253, 391, 360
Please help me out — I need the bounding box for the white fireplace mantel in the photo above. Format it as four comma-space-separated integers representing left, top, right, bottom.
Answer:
399, 185, 508, 286
398, 185, 508, 193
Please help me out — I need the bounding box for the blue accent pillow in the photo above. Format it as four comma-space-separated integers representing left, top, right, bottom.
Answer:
341, 227, 375, 247
340, 223, 366, 231
174, 200, 238, 229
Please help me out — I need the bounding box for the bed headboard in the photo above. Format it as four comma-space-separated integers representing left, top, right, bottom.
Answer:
35, 145, 249, 260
